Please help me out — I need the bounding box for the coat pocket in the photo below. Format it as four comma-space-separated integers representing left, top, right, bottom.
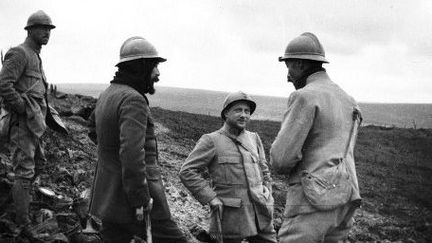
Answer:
220, 197, 242, 208
23, 70, 45, 96
146, 165, 171, 220
209, 197, 242, 237
249, 185, 274, 220
217, 156, 244, 185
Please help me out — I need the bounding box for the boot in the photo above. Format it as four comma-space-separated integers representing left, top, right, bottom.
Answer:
11, 178, 32, 226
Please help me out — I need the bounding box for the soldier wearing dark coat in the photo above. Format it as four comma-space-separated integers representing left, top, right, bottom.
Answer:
88, 36, 186, 243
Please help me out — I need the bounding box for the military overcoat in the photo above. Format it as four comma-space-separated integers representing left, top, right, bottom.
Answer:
270, 71, 361, 217
89, 83, 171, 223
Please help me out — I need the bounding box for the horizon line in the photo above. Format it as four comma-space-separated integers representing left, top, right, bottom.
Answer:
55, 82, 432, 105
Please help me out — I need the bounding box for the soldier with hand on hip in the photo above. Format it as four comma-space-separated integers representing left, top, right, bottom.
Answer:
180, 91, 277, 243
0, 10, 67, 236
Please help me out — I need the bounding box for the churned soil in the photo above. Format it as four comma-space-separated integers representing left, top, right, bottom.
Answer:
0, 92, 431, 242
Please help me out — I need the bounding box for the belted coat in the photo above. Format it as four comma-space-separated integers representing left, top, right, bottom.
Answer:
180, 127, 274, 239
270, 71, 361, 217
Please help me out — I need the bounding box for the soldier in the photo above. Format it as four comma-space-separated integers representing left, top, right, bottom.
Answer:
271, 32, 362, 242
180, 91, 277, 243
0, 10, 66, 234
88, 36, 187, 242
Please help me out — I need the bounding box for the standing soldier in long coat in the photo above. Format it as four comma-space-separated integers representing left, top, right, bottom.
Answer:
0, 10, 66, 236
271, 32, 362, 242
180, 91, 277, 243
88, 36, 187, 243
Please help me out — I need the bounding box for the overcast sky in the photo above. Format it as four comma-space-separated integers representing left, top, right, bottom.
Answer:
1, 0, 431, 103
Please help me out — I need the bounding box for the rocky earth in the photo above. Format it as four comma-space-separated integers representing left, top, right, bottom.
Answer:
0, 92, 431, 242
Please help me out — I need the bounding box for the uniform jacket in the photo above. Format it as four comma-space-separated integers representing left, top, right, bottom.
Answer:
0, 37, 48, 137
180, 127, 274, 238
90, 83, 171, 223
270, 71, 361, 217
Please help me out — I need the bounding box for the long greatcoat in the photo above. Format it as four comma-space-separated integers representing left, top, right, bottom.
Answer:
89, 83, 171, 223
270, 71, 361, 218
180, 127, 274, 239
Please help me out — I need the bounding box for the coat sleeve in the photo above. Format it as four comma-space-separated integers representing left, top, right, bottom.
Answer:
179, 134, 217, 205
118, 95, 150, 208
0, 48, 27, 114
256, 133, 272, 188
270, 91, 316, 174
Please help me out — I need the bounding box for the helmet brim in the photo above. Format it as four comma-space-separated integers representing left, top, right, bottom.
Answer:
278, 55, 329, 63
221, 100, 256, 120
116, 56, 167, 66
24, 24, 56, 30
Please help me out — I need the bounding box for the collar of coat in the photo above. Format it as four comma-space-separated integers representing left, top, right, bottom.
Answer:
218, 127, 259, 161
111, 70, 150, 104
23, 37, 41, 54
305, 70, 331, 86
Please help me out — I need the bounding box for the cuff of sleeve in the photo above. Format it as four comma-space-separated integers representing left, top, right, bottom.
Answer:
127, 186, 151, 208
193, 187, 217, 206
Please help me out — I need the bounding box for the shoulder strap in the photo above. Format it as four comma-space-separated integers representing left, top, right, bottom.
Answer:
343, 107, 362, 158
220, 129, 257, 157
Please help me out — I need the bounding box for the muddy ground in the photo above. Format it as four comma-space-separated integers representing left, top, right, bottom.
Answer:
0, 92, 431, 242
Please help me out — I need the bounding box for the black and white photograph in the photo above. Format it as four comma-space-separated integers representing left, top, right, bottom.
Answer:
1, 0, 431, 242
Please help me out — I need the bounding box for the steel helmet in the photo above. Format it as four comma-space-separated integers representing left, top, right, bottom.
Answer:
24, 10, 56, 30
279, 32, 328, 63
221, 91, 256, 120
116, 36, 166, 66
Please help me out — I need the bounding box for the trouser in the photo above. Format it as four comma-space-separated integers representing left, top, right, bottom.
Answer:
222, 211, 277, 243
278, 203, 356, 243
9, 116, 46, 226
101, 218, 187, 243
223, 233, 276, 243
10, 116, 46, 180
11, 178, 32, 225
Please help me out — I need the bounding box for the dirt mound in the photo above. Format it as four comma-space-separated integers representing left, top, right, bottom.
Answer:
1, 92, 431, 242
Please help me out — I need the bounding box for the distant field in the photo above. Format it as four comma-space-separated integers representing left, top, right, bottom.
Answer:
56, 83, 432, 129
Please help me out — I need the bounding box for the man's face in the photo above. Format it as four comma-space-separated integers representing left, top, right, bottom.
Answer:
29, 25, 52, 46
224, 101, 251, 130
150, 64, 160, 83
147, 64, 160, 94
285, 60, 304, 89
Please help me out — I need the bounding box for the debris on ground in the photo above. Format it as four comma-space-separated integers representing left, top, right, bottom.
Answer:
0, 91, 431, 242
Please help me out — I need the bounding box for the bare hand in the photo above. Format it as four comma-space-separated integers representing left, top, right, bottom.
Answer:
209, 197, 223, 209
